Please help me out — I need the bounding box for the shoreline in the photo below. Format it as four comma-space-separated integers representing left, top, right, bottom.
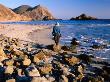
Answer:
0, 24, 54, 45
0, 24, 110, 82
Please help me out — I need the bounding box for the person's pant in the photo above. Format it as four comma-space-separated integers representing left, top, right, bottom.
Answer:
54, 35, 60, 45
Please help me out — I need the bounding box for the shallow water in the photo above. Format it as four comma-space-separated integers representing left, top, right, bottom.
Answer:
1, 20, 110, 60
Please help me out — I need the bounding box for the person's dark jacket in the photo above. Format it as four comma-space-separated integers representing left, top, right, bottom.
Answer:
52, 26, 61, 36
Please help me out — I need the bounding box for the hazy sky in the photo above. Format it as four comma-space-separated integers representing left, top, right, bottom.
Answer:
0, 0, 110, 19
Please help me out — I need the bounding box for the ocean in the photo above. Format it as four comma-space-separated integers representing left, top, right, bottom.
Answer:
1, 19, 110, 61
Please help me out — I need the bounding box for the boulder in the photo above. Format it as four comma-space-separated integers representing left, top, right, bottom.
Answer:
33, 50, 52, 64
65, 56, 80, 66
3, 59, 14, 66
31, 77, 49, 82
26, 66, 40, 77
23, 57, 31, 66
59, 75, 68, 82
0, 47, 6, 57
6, 79, 15, 82
5, 66, 14, 74
39, 64, 53, 75
53, 44, 61, 52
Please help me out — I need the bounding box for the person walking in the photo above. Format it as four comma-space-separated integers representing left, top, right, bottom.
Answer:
52, 22, 61, 45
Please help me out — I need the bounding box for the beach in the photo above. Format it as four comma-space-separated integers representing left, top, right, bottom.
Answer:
0, 24, 54, 45
0, 23, 110, 82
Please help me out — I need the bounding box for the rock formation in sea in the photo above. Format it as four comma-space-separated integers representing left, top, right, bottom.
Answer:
70, 14, 97, 20
0, 4, 30, 21
13, 5, 54, 20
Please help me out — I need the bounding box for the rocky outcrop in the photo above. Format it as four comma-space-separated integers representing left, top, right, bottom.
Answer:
13, 5, 32, 14
0, 4, 30, 21
13, 5, 54, 20
0, 35, 109, 82
71, 14, 97, 20
0, 4, 54, 21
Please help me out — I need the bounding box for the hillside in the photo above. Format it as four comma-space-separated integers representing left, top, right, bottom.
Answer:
13, 5, 54, 20
0, 4, 30, 21
13, 5, 32, 14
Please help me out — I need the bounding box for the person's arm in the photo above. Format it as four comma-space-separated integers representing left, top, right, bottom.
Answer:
52, 26, 55, 36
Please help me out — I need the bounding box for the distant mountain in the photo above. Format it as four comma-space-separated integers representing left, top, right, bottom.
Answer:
70, 14, 97, 20
0, 4, 30, 21
13, 5, 54, 20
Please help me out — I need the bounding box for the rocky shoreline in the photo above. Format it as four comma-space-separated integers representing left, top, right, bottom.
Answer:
0, 34, 110, 82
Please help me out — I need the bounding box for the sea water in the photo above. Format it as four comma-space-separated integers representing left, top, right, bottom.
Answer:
1, 20, 110, 61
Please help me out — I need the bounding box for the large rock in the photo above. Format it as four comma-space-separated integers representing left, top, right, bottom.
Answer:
39, 64, 53, 75
33, 50, 52, 64
5, 66, 14, 74
3, 59, 14, 66
53, 44, 61, 52
26, 66, 40, 77
71, 14, 97, 20
23, 57, 31, 66
65, 56, 80, 66
0, 47, 6, 61
59, 75, 68, 82
6, 79, 15, 82
31, 77, 49, 82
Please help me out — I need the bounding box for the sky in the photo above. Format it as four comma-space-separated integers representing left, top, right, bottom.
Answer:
0, 0, 110, 19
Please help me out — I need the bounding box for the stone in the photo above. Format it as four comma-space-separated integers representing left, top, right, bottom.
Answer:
39, 64, 53, 75
3, 59, 14, 66
53, 44, 61, 52
31, 77, 49, 82
26, 66, 40, 77
59, 75, 68, 82
0, 47, 6, 57
33, 57, 41, 64
17, 69, 23, 76
47, 77, 55, 82
6, 79, 15, 82
78, 65, 84, 75
5, 66, 14, 74
33, 50, 52, 64
60, 65, 70, 76
65, 56, 80, 66
34, 50, 46, 60
78, 54, 92, 64
11, 49, 24, 56
23, 57, 31, 66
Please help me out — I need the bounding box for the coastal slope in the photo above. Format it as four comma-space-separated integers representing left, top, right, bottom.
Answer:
13, 5, 54, 20
0, 4, 30, 21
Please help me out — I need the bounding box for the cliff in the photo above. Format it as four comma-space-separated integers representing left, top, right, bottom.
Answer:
13, 5, 54, 20
0, 4, 30, 21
